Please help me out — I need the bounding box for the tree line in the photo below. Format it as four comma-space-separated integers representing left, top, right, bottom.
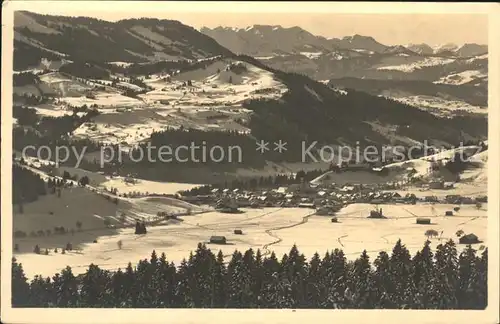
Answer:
12, 164, 47, 205
12, 239, 486, 309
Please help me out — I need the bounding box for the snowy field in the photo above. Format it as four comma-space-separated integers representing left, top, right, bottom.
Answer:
376, 57, 455, 72
388, 95, 487, 116
434, 70, 487, 85
99, 176, 201, 195
14, 203, 487, 278
62, 58, 284, 146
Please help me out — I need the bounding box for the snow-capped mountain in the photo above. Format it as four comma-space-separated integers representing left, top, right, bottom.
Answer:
405, 43, 435, 55
406, 43, 487, 57
455, 43, 488, 58
200, 25, 334, 56
329, 34, 388, 53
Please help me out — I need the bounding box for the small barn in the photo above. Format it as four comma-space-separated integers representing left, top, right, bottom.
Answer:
368, 208, 385, 219
210, 236, 227, 244
445, 211, 454, 216
459, 233, 479, 244
416, 218, 431, 224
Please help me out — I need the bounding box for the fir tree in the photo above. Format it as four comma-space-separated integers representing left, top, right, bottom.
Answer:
12, 258, 30, 307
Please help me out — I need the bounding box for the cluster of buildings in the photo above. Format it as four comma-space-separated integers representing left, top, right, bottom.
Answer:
180, 181, 420, 213
179, 176, 488, 215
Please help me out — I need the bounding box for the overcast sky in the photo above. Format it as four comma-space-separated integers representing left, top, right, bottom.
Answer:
12, 1, 489, 46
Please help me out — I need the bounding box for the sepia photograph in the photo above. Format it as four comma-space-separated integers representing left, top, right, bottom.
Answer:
1, 1, 499, 323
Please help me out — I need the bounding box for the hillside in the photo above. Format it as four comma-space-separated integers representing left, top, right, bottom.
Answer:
14, 11, 233, 70
13, 55, 487, 184
327, 77, 487, 117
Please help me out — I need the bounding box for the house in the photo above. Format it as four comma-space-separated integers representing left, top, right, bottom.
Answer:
317, 191, 327, 197
276, 187, 287, 194
340, 186, 355, 193
459, 233, 479, 244
235, 197, 250, 207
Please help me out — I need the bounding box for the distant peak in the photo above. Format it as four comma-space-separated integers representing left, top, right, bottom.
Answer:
343, 34, 375, 41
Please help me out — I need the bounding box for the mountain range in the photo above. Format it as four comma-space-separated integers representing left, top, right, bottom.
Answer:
201, 25, 487, 57
201, 25, 488, 85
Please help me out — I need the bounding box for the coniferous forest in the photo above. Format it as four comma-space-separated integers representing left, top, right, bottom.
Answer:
12, 239, 487, 309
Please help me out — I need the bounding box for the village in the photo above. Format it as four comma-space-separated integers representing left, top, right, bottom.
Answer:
180, 178, 487, 216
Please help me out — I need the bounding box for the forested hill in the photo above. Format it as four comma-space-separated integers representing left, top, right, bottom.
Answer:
237, 55, 487, 149
13, 11, 233, 70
